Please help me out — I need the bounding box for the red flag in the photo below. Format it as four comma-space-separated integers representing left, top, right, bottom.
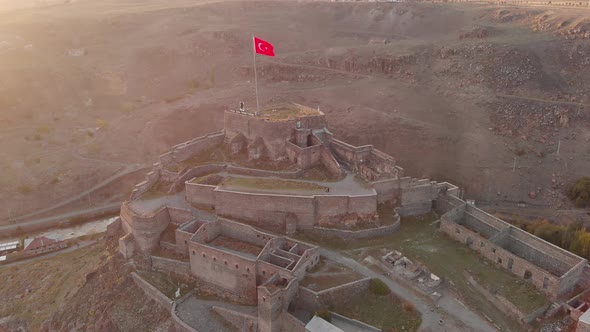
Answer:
254, 37, 275, 57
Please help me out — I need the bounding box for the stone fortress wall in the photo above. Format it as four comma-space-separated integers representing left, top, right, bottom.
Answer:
437, 195, 587, 299
118, 102, 590, 331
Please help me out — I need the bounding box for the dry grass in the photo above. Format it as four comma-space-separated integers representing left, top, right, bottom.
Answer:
256, 103, 321, 121
222, 176, 328, 193
0, 241, 106, 330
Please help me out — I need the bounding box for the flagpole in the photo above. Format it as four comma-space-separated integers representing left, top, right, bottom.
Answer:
252, 36, 260, 112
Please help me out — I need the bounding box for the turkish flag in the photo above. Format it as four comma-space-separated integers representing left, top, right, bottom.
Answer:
254, 37, 275, 57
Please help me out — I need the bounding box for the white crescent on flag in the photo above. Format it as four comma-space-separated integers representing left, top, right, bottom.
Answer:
254, 37, 275, 57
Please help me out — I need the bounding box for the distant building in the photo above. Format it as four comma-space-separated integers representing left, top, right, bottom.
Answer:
577, 309, 590, 332
24, 236, 66, 255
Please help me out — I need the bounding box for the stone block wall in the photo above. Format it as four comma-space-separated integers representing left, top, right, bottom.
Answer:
227, 165, 303, 179
371, 178, 401, 204
508, 226, 583, 269
129, 169, 160, 201
130, 272, 173, 310
188, 241, 258, 302
185, 182, 217, 206
461, 213, 501, 239
286, 141, 322, 169
215, 190, 316, 230
224, 111, 319, 160
173, 164, 227, 192
151, 256, 191, 277
218, 218, 274, 248
168, 131, 225, 164
440, 218, 563, 298
319, 145, 342, 177
295, 277, 372, 312
559, 261, 587, 296
212, 306, 257, 332
168, 207, 193, 225
329, 139, 372, 166
120, 203, 170, 253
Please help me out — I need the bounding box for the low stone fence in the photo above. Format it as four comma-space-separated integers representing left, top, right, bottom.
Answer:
296, 277, 372, 312
130, 272, 173, 311
331, 312, 381, 332
151, 256, 191, 277
311, 221, 399, 240
212, 306, 257, 332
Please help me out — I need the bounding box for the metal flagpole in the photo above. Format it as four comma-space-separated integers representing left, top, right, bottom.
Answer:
253, 36, 260, 112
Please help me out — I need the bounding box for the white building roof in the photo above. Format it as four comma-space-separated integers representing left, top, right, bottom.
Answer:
305, 316, 344, 332
0, 241, 19, 251
580, 308, 590, 324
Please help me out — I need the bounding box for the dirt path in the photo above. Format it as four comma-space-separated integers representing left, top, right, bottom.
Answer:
319, 248, 497, 332
4, 164, 146, 224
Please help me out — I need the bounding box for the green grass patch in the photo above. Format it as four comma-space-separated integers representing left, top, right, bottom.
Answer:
332, 291, 421, 332
295, 213, 549, 330
222, 176, 328, 193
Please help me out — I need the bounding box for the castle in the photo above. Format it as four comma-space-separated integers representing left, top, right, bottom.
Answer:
117, 102, 589, 332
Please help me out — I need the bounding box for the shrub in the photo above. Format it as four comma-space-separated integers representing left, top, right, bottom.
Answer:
190, 79, 200, 89
96, 119, 107, 129
370, 278, 390, 297
402, 301, 416, 313
568, 177, 590, 208
18, 185, 32, 194
315, 309, 331, 322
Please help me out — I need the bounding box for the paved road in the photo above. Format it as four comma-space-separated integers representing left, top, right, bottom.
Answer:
0, 240, 98, 268
319, 248, 497, 332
